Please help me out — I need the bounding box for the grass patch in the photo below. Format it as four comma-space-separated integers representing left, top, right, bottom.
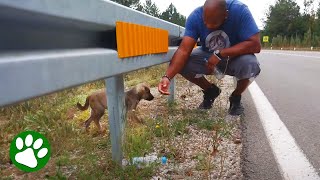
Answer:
195, 153, 211, 171
0, 63, 234, 179
124, 126, 153, 159
0, 64, 167, 179
125, 64, 167, 87
0, 176, 14, 180
172, 120, 189, 136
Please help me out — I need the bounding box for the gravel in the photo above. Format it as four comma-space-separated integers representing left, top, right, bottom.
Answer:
137, 75, 243, 180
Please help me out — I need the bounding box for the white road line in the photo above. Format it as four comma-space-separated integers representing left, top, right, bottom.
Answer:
248, 81, 320, 180
262, 51, 320, 59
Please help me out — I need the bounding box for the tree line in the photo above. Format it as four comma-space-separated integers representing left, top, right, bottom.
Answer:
262, 0, 320, 47
110, 0, 186, 27
111, 0, 320, 48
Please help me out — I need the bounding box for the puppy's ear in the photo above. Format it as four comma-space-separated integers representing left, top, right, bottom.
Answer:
144, 86, 149, 92
135, 84, 143, 92
135, 84, 145, 99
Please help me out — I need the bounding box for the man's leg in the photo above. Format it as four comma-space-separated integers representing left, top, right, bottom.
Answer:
225, 54, 261, 115
182, 75, 212, 90
233, 79, 250, 96
179, 48, 221, 109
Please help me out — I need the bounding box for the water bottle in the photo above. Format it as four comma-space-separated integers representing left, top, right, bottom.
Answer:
132, 155, 158, 165
132, 155, 168, 166
213, 67, 224, 80
204, 58, 224, 80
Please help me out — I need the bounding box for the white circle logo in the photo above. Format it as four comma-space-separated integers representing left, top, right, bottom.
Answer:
205, 30, 230, 52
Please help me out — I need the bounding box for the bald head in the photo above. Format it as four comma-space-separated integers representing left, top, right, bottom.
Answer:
203, 0, 228, 30
204, 0, 226, 12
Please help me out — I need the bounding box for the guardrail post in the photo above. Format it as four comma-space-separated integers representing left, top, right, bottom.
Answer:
105, 74, 126, 164
168, 77, 175, 102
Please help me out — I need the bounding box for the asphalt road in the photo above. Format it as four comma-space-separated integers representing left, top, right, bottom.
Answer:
241, 50, 320, 179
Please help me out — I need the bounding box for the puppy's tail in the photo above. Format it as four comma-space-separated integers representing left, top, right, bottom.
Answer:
77, 97, 89, 111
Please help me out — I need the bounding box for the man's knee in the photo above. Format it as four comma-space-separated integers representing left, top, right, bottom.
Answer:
236, 54, 258, 64
231, 54, 261, 80
179, 62, 192, 77
179, 54, 208, 78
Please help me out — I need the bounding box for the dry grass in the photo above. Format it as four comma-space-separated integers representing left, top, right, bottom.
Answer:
0, 63, 238, 179
0, 64, 167, 179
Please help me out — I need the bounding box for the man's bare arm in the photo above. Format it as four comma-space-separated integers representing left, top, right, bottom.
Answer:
220, 33, 261, 58
165, 36, 197, 79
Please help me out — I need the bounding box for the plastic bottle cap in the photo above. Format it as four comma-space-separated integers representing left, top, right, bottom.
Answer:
161, 156, 167, 164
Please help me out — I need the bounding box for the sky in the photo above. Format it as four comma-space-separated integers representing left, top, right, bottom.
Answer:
143, 0, 319, 29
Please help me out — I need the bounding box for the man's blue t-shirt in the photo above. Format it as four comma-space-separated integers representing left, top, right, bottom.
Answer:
184, 0, 259, 52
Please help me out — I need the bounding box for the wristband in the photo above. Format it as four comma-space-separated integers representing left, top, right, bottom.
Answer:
213, 50, 222, 61
162, 75, 171, 81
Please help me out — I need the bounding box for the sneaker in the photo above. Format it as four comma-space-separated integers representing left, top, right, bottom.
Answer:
229, 95, 244, 116
198, 85, 221, 109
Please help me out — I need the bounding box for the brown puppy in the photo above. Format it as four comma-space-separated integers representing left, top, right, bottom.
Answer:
77, 83, 154, 132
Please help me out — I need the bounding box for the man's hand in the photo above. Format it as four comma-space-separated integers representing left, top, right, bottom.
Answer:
158, 36, 196, 95
158, 77, 170, 95
206, 55, 220, 74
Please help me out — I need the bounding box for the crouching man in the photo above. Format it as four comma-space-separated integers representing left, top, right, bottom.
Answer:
158, 0, 261, 115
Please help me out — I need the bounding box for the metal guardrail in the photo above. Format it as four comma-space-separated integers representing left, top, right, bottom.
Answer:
0, 0, 185, 163
0, 48, 177, 106
266, 47, 320, 51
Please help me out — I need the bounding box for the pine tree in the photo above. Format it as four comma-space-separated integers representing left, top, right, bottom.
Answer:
160, 3, 186, 26
303, 28, 312, 46
141, 0, 160, 18
290, 36, 295, 47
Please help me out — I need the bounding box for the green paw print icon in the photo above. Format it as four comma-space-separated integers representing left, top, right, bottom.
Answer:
10, 131, 51, 172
